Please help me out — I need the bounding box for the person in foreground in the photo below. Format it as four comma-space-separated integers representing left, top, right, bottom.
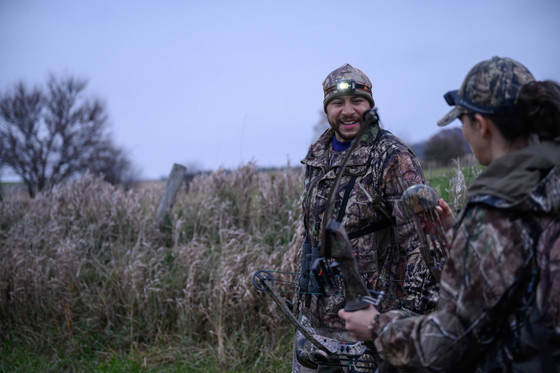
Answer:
339, 56, 560, 372
293, 64, 443, 372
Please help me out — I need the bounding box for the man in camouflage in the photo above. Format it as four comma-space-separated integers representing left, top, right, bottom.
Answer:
339, 57, 560, 372
293, 64, 442, 372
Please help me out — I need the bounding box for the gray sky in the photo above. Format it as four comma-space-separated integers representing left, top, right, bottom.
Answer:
2, 0, 560, 180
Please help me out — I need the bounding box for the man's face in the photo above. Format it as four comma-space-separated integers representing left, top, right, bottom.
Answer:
326, 95, 371, 142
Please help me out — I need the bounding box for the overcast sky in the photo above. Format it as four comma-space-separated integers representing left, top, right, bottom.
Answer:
2, 0, 560, 180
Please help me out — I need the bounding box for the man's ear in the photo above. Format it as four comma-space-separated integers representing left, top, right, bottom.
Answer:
474, 113, 492, 139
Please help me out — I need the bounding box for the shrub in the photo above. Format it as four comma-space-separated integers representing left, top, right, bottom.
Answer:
0, 164, 303, 370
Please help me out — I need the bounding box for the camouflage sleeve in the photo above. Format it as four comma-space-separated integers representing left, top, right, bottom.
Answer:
369, 205, 528, 370
382, 149, 439, 313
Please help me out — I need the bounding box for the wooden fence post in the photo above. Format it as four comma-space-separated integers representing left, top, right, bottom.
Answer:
156, 163, 187, 232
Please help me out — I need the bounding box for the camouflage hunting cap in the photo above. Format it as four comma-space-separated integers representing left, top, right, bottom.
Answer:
437, 56, 535, 126
322, 64, 374, 112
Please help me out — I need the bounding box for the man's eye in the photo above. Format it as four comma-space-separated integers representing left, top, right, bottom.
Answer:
353, 98, 365, 104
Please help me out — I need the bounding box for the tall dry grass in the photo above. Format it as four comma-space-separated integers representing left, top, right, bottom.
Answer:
445, 156, 483, 213
0, 159, 481, 370
0, 162, 304, 368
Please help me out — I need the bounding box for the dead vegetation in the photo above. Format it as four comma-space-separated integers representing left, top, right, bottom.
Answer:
0, 162, 303, 370
0, 158, 477, 370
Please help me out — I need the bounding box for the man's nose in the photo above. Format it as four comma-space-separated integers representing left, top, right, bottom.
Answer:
341, 101, 354, 115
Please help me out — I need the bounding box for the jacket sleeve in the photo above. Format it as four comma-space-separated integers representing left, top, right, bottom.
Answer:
369, 205, 528, 371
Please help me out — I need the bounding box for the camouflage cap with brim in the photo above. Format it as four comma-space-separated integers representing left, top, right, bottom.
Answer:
322, 64, 375, 112
437, 56, 535, 127
437, 107, 464, 127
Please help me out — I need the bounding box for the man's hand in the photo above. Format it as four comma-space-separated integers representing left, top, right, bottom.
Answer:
338, 304, 379, 341
435, 198, 455, 231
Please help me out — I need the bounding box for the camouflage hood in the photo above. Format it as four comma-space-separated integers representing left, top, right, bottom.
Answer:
467, 139, 560, 214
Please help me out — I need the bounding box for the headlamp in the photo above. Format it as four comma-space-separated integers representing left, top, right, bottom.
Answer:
336, 79, 356, 93
324, 78, 372, 98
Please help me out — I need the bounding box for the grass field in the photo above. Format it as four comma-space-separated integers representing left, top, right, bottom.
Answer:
424, 158, 483, 213
0, 160, 481, 372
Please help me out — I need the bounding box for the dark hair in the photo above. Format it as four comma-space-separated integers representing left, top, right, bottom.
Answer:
489, 80, 560, 141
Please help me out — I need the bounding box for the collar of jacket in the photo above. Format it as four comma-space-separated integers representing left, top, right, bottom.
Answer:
467, 140, 560, 203
301, 124, 381, 172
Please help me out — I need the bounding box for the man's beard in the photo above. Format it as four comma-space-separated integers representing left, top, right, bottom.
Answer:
334, 128, 355, 142
329, 117, 361, 142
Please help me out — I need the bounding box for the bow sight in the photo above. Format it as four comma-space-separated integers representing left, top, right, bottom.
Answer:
311, 256, 383, 308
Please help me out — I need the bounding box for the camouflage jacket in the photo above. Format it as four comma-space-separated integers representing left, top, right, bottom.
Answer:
370, 140, 560, 372
298, 124, 440, 334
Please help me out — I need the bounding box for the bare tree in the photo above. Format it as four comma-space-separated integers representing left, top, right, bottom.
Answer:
423, 127, 471, 166
0, 74, 137, 197
88, 139, 140, 187
0, 145, 4, 201
312, 109, 329, 142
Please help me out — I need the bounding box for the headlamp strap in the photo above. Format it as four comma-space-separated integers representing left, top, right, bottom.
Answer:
324, 82, 372, 96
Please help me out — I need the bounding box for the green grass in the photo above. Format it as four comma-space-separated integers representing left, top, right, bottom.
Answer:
424, 162, 483, 210
0, 162, 482, 372
0, 328, 295, 372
